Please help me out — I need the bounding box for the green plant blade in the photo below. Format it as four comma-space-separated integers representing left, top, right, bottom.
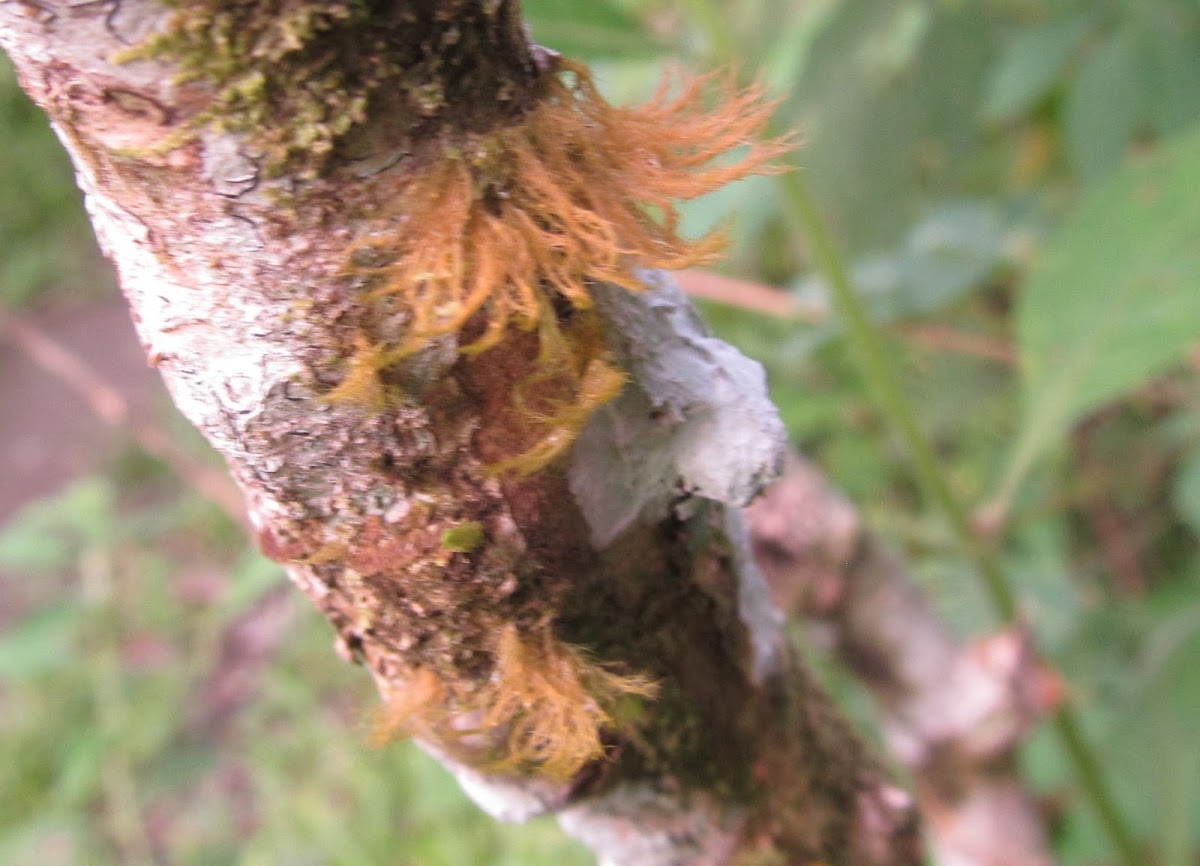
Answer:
522, 0, 661, 59
1065, 28, 1141, 181
999, 124, 1200, 508
1174, 445, 1200, 538
981, 14, 1092, 123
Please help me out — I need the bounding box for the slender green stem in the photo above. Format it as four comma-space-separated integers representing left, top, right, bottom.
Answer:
681, 2, 1144, 863
778, 167, 1143, 866
1054, 709, 1144, 866
773, 171, 1018, 620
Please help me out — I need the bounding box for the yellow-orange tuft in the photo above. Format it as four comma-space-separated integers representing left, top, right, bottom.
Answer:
371, 627, 658, 781
370, 667, 448, 746
336, 61, 792, 472
322, 336, 398, 409
347, 61, 791, 362
475, 624, 658, 780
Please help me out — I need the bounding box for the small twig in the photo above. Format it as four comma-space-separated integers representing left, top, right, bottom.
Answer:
895, 322, 1017, 365
0, 306, 246, 526
676, 268, 826, 320
675, 269, 1017, 364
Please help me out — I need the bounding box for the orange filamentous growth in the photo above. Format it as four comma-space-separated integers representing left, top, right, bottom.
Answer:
330, 60, 793, 471
475, 625, 658, 780
369, 629, 658, 781
370, 668, 448, 747
486, 354, 629, 477
346, 61, 793, 362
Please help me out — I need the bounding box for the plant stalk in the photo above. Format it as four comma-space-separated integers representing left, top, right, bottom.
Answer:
777, 166, 1143, 866
683, 2, 1144, 864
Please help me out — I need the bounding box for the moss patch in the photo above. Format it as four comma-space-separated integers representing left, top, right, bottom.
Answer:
440, 520, 485, 553
117, 0, 539, 177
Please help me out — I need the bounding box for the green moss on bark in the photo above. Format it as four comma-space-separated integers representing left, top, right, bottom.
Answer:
118, 0, 540, 177
440, 520, 485, 552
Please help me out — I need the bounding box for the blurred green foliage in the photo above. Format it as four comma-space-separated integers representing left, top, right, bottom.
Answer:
3, 0, 1200, 864
0, 478, 590, 866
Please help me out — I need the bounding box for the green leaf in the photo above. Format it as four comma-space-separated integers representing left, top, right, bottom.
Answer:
760, 0, 842, 94
999, 125, 1200, 506
0, 478, 115, 573
1005, 517, 1081, 653
1111, 598, 1200, 855
48, 729, 108, 811
785, 1, 1001, 250
1064, 29, 1141, 181
521, 0, 661, 60
0, 604, 83, 681
981, 14, 1092, 122
1137, 11, 1200, 139
793, 199, 1017, 334
0, 818, 84, 866
1174, 446, 1200, 538
857, 0, 930, 86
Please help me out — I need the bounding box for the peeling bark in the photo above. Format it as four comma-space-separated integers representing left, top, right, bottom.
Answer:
0, 3, 920, 863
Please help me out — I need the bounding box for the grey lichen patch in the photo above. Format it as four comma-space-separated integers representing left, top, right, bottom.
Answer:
114, 0, 540, 178
200, 133, 260, 197
569, 274, 787, 548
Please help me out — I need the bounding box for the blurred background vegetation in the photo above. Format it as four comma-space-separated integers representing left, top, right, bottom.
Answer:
2, 0, 1199, 864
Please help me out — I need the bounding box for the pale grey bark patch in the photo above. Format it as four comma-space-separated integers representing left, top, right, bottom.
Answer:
558, 783, 744, 866
722, 508, 786, 683
422, 742, 573, 823
201, 133, 261, 198
570, 272, 787, 549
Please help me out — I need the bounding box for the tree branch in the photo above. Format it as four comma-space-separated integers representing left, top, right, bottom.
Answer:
0, 3, 918, 863
746, 456, 1059, 866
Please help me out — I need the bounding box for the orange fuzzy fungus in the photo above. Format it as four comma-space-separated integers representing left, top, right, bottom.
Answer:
372, 627, 658, 781
323, 335, 397, 407
474, 625, 658, 780
487, 354, 628, 476
332, 63, 792, 463
349, 62, 791, 361
370, 668, 449, 746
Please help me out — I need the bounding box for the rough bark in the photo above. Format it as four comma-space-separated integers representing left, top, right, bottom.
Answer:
0, 3, 919, 863
746, 457, 1059, 866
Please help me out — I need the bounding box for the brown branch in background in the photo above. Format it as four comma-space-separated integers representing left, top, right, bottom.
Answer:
676, 269, 1018, 365
676, 269, 828, 321
0, 306, 247, 527
895, 323, 1018, 366
745, 455, 1061, 866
